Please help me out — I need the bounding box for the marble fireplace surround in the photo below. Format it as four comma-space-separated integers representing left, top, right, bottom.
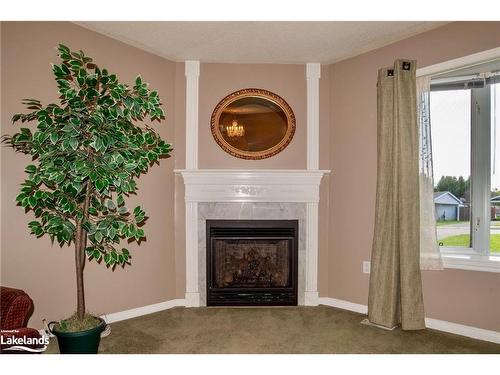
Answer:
176, 169, 329, 307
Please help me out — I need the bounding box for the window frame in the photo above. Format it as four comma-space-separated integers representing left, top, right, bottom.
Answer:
418, 47, 500, 273
470, 85, 491, 256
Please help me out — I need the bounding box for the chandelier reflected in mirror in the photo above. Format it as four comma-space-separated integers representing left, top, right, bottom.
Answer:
211, 88, 296, 160
226, 119, 245, 138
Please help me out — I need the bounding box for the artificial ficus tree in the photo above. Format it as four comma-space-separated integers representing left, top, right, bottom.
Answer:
3, 44, 172, 321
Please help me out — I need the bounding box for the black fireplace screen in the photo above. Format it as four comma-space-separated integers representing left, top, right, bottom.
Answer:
213, 239, 291, 288
206, 220, 298, 306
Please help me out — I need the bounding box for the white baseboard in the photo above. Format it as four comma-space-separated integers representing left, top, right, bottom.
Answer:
101, 299, 186, 324
318, 297, 368, 314
425, 318, 500, 344
318, 297, 500, 344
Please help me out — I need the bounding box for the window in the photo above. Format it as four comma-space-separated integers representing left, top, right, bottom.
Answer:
429, 60, 500, 261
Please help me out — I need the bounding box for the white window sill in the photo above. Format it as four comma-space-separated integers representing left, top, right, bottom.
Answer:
440, 248, 500, 273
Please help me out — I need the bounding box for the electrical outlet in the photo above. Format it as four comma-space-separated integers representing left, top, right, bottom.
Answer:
363, 261, 371, 274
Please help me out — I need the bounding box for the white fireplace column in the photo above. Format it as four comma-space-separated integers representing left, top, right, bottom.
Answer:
184, 201, 200, 307
305, 202, 319, 305
184, 60, 201, 307
304, 62, 321, 306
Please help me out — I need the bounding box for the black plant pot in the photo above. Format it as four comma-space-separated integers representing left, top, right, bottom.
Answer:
49, 318, 106, 354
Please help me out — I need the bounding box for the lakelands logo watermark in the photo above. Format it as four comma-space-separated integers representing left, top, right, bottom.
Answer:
1, 330, 49, 353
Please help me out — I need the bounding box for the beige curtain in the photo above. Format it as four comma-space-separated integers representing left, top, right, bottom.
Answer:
367, 60, 426, 330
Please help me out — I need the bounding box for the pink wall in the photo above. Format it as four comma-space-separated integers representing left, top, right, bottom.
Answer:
1, 22, 178, 328
328, 21, 500, 331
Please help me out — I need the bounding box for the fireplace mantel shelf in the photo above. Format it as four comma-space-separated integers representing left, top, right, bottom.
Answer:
175, 169, 330, 203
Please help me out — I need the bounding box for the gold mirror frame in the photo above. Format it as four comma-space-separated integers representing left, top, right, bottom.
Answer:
210, 88, 296, 160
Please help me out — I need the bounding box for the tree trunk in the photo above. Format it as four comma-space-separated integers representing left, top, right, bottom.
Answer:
75, 184, 92, 321
75, 221, 86, 320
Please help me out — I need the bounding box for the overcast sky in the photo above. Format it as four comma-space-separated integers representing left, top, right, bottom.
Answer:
430, 84, 500, 190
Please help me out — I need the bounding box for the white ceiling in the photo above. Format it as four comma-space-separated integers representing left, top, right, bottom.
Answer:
76, 21, 448, 64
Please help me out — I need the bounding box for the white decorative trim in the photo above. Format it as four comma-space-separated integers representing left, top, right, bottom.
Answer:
185, 292, 201, 308
185, 60, 200, 170
318, 297, 500, 344
441, 252, 500, 273
306, 63, 321, 170
101, 299, 186, 324
304, 292, 319, 306
185, 201, 200, 307
318, 297, 368, 314
425, 318, 500, 344
416, 46, 500, 77
305, 202, 319, 306
175, 169, 329, 203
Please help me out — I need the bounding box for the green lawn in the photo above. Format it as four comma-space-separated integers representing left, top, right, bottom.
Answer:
440, 234, 500, 253
436, 220, 464, 226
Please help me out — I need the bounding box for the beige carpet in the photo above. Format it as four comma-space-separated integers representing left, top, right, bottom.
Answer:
45, 306, 500, 354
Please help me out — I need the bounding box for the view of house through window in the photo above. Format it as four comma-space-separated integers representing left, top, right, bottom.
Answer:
430, 89, 472, 250
431, 73, 500, 254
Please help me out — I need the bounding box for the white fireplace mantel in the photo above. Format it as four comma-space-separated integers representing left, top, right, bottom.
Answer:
175, 169, 329, 203
176, 169, 330, 307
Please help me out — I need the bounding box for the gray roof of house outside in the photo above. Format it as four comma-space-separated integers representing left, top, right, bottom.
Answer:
433, 191, 462, 206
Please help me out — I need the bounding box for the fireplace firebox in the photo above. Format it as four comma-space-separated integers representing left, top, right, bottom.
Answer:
206, 219, 298, 306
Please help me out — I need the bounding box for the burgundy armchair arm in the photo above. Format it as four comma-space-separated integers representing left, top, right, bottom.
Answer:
1, 287, 34, 330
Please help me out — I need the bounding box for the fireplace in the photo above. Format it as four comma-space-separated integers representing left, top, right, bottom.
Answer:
206, 219, 298, 306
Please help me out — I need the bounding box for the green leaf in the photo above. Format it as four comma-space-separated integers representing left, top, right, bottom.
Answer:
69, 137, 78, 150
117, 194, 124, 206
50, 132, 59, 144
135, 76, 142, 86
28, 196, 37, 207
16, 193, 27, 202
105, 199, 116, 210
86, 247, 94, 257
95, 179, 107, 192
94, 231, 103, 243
110, 90, 120, 100
25, 165, 37, 173
108, 227, 116, 239
58, 44, 70, 55
147, 151, 157, 162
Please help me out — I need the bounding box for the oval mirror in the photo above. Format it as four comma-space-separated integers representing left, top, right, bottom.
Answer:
211, 88, 296, 160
